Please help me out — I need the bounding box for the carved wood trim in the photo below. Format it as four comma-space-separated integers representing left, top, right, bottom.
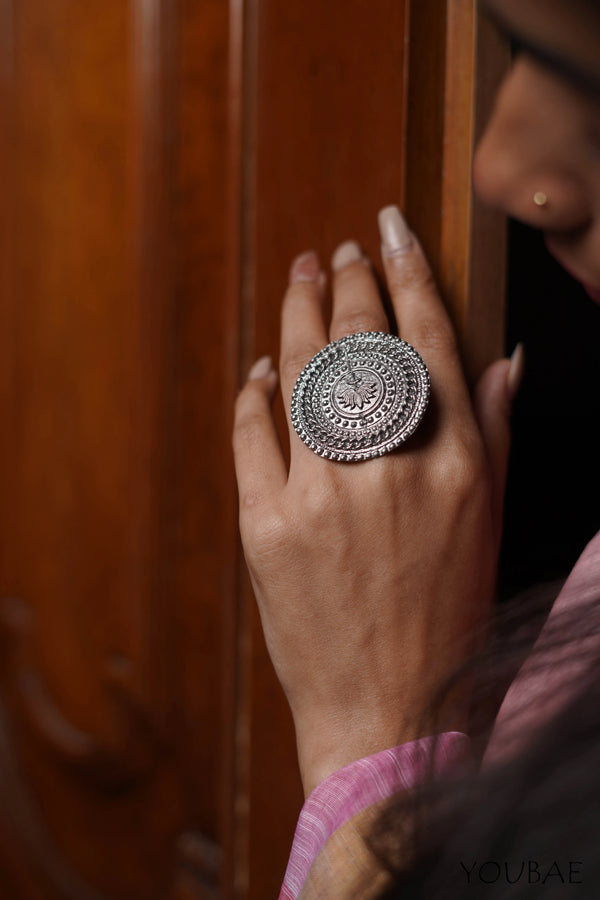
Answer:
0, 596, 168, 792
171, 831, 222, 899
0, 0, 228, 892
1, 598, 222, 897
0, 0, 17, 595
0, 699, 113, 900
128, 0, 176, 716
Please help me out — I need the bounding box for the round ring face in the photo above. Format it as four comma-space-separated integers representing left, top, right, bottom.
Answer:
291, 332, 430, 462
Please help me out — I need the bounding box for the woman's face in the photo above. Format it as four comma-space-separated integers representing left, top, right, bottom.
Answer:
473, 0, 600, 303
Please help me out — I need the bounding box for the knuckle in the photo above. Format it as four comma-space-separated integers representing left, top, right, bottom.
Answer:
331, 312, 385, 338
234, 380, 260, 413
404, 262, 437, 295
280, 348, 320, 384
233, 408, 266, 454
284, 280, 320, 309
333, 262, 370, 292
412, 319, 458, 357
282, 281, 320, 320
238, 485, 276, 518
335, 260, 363, 281
242, 508, 292, 560
301, 479, 338, 523
238, 488, 265, 512
440, 436, 486, 496
388, 250, 436, 293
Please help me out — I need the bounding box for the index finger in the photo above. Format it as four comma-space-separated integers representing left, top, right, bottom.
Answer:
378, 205, 471, 420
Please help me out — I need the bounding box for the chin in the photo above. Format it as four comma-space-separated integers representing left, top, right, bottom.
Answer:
544, 237, 600, 306
582, 284, 600, 304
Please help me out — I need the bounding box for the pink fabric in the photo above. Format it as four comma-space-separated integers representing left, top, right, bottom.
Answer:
484, 527, 600, 764
279, 732, 470, 900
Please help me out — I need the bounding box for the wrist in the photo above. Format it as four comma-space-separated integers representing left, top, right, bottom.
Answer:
294, 693, 470, 797
295, 712, 423, 797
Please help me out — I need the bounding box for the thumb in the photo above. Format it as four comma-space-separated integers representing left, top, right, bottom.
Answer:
474, 344, 524, 540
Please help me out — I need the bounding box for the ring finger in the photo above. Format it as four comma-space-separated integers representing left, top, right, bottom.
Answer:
329, 240, 389, 342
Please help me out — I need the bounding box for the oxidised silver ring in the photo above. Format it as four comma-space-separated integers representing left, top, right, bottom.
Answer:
291, 332, 430, 462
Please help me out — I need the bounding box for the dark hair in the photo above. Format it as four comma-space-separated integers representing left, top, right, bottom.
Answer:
373, 584, 600, 898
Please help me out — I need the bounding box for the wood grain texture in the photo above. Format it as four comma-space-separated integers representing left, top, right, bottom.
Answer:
238, 2, 508, 894
0, 0, 508, 896
408, 0, 509, 383
241, 2, 410, 895
463, 6, 510, 380
0, 0, 234, 896
166, 0, 240, 890
404, 0, 447, 273
247, 0, 410, 368
441, 0, 509, 382
0, 0, 183, 892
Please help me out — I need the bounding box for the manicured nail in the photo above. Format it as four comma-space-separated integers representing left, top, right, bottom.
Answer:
290, 250, 321, 284
331, 240, 363, 272
378, 205, 413, 255
248, 355, 273, 380
507, 343, 525, 399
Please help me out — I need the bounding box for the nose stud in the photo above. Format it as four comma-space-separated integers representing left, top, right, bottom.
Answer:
533, 191, 548, 208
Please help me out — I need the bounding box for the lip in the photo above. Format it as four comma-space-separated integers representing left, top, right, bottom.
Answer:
544, 238, 600, 302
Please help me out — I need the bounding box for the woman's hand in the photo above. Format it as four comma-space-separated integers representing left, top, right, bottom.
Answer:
233, 206, 521, 796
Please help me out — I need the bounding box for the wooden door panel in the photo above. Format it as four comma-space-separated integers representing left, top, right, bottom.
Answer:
242, 3, 410, 894
0, 0, 232, 896
239, 1, 507, 895
0, 0, 507, 896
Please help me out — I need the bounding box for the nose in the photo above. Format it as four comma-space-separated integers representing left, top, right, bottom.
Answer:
473, 57, 591, 233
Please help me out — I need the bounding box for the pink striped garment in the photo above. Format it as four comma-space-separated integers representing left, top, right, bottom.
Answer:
279, 733, 471, 900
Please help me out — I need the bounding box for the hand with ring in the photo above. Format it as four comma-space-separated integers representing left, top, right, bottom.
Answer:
233, 205, 522, 797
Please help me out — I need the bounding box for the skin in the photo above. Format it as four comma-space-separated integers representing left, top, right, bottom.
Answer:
233, 0, 600, 798
475, 0, 600, 302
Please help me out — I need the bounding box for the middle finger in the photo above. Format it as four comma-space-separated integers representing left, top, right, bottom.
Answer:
329, 240, 389, 342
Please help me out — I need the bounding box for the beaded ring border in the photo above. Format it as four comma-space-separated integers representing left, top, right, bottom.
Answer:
291, 331, 430, 462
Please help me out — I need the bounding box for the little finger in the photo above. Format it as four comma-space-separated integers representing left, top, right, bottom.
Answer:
233, 357, 287, 514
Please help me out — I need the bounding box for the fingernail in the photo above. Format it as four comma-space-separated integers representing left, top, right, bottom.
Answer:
248, 355, 273, 380
507, 343, 525, 399
378, 205, 413, 256
290, 250, 321, 284
331, 239, 363, 272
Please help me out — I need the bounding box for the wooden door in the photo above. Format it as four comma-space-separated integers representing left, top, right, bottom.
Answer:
0, 1, 507, 897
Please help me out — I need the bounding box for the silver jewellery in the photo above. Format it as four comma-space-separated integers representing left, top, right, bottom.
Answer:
291, 331, 430, 462
533, 191, 548, 208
